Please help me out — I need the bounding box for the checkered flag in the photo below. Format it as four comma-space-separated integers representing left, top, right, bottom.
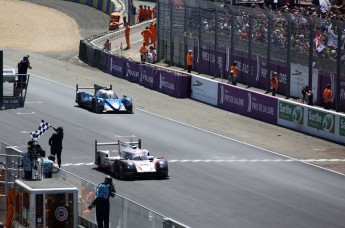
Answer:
30, 120, 52, 141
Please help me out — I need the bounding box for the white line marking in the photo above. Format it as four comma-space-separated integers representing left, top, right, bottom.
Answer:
25, 101, 42, 104
61, 159, 345, 167
16, 112, 35, 115
21, 131, 31, 134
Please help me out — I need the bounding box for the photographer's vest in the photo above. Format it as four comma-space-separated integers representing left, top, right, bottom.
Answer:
96, 183, 111, 199
22, 152, 32, 171
323, 89, 332, 103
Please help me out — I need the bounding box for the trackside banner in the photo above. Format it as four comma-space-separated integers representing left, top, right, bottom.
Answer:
217, 83, 278, 124
191, 75, 218, 106
108, 55, 126, 78
277, 100, 345, 143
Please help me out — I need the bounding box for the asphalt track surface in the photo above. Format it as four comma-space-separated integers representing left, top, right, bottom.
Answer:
2, 1, 345, 228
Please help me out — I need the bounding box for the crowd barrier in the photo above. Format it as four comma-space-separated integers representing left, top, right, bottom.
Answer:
191, 75, 345, 144
79, 40, 191, 98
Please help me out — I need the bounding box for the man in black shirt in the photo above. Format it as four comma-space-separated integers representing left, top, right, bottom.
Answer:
17, 55, 32, 89
49, 126, 64, 168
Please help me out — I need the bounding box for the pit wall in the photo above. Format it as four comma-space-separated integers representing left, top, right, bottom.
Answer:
191, 75, 345, 144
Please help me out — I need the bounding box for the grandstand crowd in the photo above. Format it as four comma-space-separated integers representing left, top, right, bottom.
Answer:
199, 0, 345, 64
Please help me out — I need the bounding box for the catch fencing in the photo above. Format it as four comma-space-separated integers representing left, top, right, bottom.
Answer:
157, 0, 345, 111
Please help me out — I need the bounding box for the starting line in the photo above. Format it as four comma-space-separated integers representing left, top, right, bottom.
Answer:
62, 159, 345, 167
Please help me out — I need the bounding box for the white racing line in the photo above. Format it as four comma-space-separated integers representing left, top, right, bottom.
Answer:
5, 66, 344, 176
62, 159, 345, 167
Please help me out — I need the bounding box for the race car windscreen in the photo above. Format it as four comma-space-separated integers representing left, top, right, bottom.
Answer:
123, 152, 148, 161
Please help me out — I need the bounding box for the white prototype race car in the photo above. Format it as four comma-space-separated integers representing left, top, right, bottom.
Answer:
94, 139, 169, 180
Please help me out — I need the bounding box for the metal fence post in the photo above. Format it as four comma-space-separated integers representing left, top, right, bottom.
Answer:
230, 8, 234, 76
198, 2, 202, 74
308, 18, 314, 92
169, 0, 174, 66
336, 23, 343, 112
214, 7, 218, 78
248, 16, 253, 87
285, 16, 292, 99
184, 1, 187, 70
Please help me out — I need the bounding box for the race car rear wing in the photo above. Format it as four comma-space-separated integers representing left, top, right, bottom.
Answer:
95, 139, 142, 164
76, 84, 112, 96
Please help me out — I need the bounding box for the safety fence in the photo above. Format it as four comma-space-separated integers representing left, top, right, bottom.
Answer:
0, 142, 190, 228
157, 0, 345, 112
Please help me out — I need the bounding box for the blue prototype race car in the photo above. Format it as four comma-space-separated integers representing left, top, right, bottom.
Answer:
75, 84, 133, 113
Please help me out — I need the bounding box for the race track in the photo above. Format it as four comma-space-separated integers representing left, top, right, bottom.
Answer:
1, 0, 345, 227
1, 68, 345, 228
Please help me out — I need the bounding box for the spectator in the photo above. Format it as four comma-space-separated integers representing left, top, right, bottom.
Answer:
301, 86, 307, 104
49, 126, 64, 168
270, 72, 279, 96
103, 39, 111, 52
141, 26, 152, 47
323, 84, 333, 110
305, 86, 314, 106
148, 46, 157, 63
89, 176, 116, 228
186, 50, 193, 73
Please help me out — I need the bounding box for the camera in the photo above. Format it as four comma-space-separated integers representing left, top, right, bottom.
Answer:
28, 142, 46, 161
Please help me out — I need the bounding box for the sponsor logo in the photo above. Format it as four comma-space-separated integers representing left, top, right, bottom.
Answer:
307, 109, 334, 133
55, 206, 68, 222
279, 101, 303, 124
159, 74, 175, 90
340, 117, 345, 137
193, 80, 203, 86
247, 93, 251, 112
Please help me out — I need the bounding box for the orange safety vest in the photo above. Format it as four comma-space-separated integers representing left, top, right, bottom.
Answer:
141, 29, 152, 45
230, 65, 237, 78
149, 24, 156, 42
270, 76, 278, 89
323, 89, 332, 103
140, 45, 147, 54
186, 54, 193, 66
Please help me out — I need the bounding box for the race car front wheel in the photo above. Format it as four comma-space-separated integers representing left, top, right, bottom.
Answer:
118, 165, 124, 180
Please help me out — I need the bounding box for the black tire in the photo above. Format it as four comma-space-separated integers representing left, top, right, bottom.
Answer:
96, 155, 102, 169
76, 93, 82, 106
118, 165, 125, 180
92, 99, 102, 113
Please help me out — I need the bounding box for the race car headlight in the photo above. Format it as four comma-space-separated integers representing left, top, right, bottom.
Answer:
158, 160, 168, 168
126, 162, 135, 169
